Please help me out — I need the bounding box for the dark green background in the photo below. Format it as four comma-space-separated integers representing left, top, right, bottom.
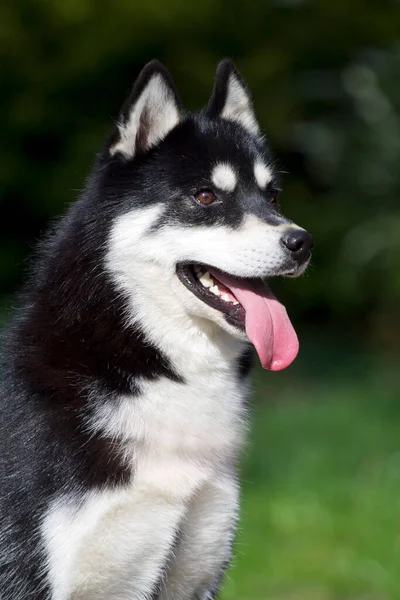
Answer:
1, 1, 400, 598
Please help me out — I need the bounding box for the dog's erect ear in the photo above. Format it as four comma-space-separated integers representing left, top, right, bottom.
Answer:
207, 59, 260, 136
110, 61, 182, 158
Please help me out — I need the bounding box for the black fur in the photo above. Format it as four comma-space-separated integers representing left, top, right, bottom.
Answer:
0, 59, 287, 599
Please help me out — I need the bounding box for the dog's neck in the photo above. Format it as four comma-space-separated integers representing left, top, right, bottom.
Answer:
108, 260, 248, 378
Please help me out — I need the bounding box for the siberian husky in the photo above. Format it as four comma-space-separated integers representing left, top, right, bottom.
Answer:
0, 59, 313, 599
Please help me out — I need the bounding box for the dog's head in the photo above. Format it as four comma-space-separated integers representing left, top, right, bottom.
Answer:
102, 60, 313, 370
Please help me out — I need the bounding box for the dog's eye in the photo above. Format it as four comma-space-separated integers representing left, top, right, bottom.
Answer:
267, 189, 279, 205
195, 190, 216, 205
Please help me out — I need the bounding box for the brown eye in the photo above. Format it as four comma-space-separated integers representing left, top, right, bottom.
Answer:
195, 190, 216, 205
267, 189, 278, 205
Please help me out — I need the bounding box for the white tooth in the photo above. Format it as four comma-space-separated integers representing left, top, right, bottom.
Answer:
199, 272, 213, 288
233, 301, 239, 305
210, 285, 220, 295
200, 276, 213, 288
222, 293, 231, 302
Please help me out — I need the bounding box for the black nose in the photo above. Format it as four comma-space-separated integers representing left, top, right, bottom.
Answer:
281, 228, 314, 261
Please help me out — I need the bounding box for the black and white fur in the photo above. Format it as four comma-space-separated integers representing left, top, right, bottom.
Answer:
0, 60, 311, 599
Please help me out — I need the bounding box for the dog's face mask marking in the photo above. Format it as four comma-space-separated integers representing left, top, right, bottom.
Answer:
254, 161, 273, 190
211, 163, 237, 193
105, 60, 313, 371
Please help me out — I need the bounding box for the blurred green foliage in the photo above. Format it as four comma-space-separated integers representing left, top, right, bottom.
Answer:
1, 0, 400, 349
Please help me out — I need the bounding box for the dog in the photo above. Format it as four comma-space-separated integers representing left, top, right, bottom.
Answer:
0, 59, 313, 599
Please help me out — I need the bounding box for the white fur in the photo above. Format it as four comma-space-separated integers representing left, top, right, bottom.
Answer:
41, 204, 305, 598
43, 478, 239, 600
254, 161, 273, 189
221, 74, 259, 135
41, 204, 252, 599
110, 74, 180, 158
42, 330, 247, 599
43, 487, 188, 600
158, 477, 239, 600
105, 207, 305, 348
107, 206, 297, 281
211, 162, 237, 192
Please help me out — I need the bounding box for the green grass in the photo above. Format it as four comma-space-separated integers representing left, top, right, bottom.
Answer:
221, 343, 400, 599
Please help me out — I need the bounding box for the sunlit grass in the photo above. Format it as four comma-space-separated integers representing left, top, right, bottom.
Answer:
222, 352, 400, 600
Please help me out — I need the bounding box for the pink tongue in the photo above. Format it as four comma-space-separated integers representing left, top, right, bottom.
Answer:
210, 271, 299, 371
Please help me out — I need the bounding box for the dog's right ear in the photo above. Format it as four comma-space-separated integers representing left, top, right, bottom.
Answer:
207, 59, 260, 136
109, 61, 182, 159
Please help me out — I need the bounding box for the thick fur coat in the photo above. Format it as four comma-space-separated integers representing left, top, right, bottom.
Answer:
0, 60, 312, 599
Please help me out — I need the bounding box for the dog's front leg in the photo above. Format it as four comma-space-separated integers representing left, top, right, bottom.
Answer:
158, 475, 239, 600
44, 488, 189, 600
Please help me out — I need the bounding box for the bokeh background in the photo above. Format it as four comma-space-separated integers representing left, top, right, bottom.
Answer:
1, 1, 400, 598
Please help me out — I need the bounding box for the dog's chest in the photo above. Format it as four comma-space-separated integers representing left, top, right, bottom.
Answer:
43, 368, 249, 600
100, 366, 249, 490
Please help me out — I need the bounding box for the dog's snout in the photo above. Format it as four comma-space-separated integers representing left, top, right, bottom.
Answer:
281, 228, 314, 261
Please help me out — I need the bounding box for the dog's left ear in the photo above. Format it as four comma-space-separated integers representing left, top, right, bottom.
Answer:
207, 59, 260, 136
109, 60, 182, 159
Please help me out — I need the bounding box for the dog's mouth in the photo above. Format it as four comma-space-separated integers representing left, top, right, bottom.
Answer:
176, 263, 299, 371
